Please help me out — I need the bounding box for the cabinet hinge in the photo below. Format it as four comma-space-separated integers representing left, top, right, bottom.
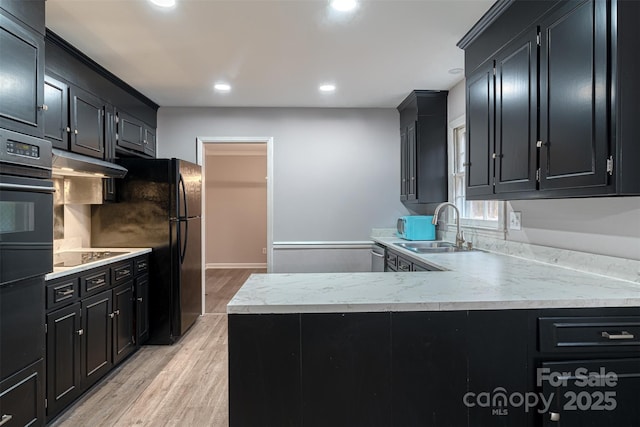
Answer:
606, 156, 614, 175
536, 168, 540, 182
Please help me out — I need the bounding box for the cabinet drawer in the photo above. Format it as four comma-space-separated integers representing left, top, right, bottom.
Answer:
397, 257, 411, 272
46, 278, 79, 310
111, 260, 133, 284
134, 256, 148, 276
539, 317, 640, 353
80, 269, 109, 296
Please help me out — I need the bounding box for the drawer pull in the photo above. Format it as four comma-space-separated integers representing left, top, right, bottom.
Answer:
138, 262, 147, 269
0, 415, 13, 426
90, 278, 106, 286
549, 412, 560, 422
602, 331, 635, 340
57, 289, 74, 297
117, 269, 131, 276
399, 265, 409, 271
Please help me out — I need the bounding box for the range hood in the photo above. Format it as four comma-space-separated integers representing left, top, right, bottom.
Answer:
52, 149, 127, 178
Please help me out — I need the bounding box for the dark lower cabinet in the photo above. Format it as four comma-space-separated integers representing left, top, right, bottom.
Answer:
45, 255, 149, 422
228, 314, 301, 427
392, 311, 467, 427
135, 274, 150, 345
301, 313, 391, 427
45, 303, 81, 417
0, 359, 44, 427
541, 358, 640, 427
81, 291, 113, 388
467, 310, 532, 427
113, 282, 135, 364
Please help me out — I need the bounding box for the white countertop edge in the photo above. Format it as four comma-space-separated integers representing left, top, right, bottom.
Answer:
227, 299, 640, 314
46, 248, 152, 280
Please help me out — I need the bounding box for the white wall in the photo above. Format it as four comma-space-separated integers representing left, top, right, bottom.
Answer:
158, 107, 410, 272
158, 107, 409, 242
447, 80, 640, 260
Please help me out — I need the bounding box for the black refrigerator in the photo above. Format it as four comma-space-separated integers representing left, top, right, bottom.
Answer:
92, 158, 202, 344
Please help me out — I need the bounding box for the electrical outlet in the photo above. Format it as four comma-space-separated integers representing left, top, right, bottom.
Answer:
509, 211, 522, 230
262, 248, 267, 254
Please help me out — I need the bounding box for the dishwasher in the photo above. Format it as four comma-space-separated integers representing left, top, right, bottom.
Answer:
371, 243, 386, 272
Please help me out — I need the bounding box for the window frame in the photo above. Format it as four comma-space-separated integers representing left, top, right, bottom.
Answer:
447, 114, 506, 237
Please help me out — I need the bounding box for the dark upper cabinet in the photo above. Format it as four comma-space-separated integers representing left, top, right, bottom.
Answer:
459, 0, 640, 199
465, 60, 495, 198
0, 0, 45, 35
143, 125, 156, 158
69, 85, 105, 159
397, 90, 448, 210
538, 0, 608, 192
45, 31, 158, 160
494, 27, 538, 195
116, 110, 144, 153
115, 110, 156, 158
103, 104, 117, 202
0, 9, 44, 138
44, 74, 70, 150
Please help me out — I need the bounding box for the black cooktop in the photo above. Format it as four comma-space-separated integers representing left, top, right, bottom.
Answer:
54, 251, 127, 267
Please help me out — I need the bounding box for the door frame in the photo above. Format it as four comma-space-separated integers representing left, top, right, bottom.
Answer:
195, 136, 274, 304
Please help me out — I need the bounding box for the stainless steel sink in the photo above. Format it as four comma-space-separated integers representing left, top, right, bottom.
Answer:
393, 241, 475, 253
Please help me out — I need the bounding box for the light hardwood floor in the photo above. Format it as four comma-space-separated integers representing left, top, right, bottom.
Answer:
51, 268, 263, 427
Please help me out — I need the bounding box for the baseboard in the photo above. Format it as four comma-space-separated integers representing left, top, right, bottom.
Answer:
206, 263, 267, 269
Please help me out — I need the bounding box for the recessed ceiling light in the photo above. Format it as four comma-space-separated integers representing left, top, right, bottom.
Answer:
214, 83, 231, 92
448, 68, 464, 75
149, 0, 176, 8
319, 84, 336, 93
330, 0, 358, 12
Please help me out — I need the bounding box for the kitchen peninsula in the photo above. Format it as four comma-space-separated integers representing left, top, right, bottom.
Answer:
228, 246, 640, 427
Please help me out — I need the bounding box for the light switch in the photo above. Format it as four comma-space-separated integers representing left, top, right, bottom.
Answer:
509, 211, 522, 230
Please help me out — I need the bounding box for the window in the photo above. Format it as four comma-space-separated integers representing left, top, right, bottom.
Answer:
449, 116, 505, 231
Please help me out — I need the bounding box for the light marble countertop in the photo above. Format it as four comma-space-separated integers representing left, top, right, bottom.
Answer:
227, 236, 640, 314
45, 248, 151, 281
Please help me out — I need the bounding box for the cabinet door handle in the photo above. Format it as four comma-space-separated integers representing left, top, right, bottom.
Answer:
115, 310, 120, 316
602, 331, 635, 340
137, 297, 143, 302
0, 414, 13, 426
536, 140, 547, 148
76, 329, 84, 336
38, 104, 48, 111
492, 153, 504, 159
74, 129, 79, 135
66, 126, 71, 133
370, 251, 384, 258
549, 412, 560, 422
109, 312, 115, 319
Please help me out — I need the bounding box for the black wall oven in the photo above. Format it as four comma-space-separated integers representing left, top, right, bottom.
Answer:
0, 128, 53, 284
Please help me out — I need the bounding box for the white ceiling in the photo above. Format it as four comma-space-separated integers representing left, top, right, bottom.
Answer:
45, 0, 493, 108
